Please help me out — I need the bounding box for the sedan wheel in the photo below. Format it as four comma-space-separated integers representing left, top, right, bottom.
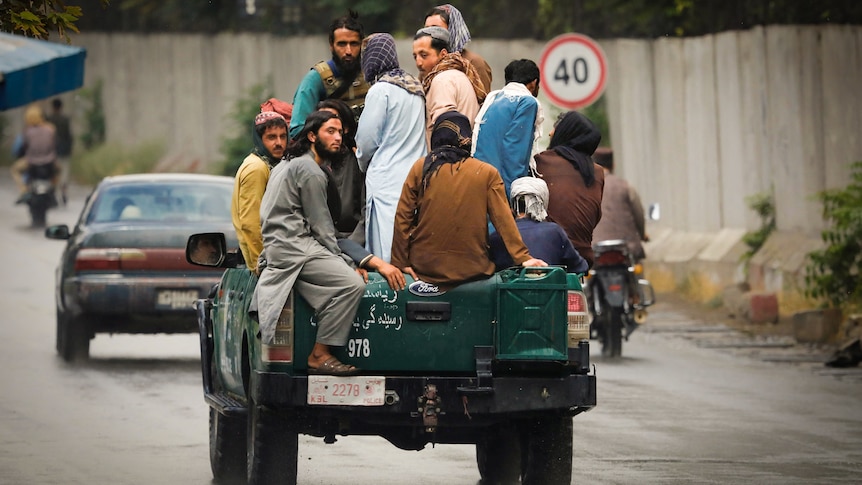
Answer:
57, 312, 90, 362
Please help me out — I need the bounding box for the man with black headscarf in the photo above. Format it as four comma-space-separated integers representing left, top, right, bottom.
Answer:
534, 111, 605, 267
392, 111, 546, 290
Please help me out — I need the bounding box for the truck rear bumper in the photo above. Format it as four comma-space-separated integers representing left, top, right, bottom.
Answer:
252, 371, 597, 418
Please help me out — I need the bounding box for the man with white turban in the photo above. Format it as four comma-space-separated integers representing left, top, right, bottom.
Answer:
489, 177, 589, 273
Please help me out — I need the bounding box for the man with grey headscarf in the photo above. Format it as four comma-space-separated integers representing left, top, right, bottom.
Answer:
355, 33, 427, 263
489, 177, 589, 273
424, 4, 492, 93
412, 25, 486, 146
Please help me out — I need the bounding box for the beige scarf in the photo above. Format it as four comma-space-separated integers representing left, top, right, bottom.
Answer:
421, 52, 487, 105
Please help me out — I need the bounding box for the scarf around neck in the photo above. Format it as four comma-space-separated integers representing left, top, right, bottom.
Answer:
422, 52, 487, 104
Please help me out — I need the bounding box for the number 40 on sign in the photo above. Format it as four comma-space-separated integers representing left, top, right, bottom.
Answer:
539, 33, 608, 110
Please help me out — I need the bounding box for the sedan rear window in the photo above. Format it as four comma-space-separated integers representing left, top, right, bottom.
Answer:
87, 182, 233, 224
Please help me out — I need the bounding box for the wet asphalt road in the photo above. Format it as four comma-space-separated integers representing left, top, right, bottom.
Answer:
0, 173, 860, 484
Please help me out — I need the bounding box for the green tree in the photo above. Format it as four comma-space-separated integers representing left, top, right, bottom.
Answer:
0, 0, 109, 40
805, 161, 862, 312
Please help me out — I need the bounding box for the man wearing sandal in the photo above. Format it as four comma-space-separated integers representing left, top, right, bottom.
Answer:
250, 110, 365, 376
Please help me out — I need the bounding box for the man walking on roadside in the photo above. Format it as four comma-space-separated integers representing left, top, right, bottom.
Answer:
46, 98, 72, 206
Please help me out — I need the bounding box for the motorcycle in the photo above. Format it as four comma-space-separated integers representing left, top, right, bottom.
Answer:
586, 239, 655, 357
21, 164, 57, 228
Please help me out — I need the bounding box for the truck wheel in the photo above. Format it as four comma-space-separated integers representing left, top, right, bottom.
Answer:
476, 424, 521, 484
209, 407, 246, 483
246, 394, 298, 485
57, 312, 90, 362
600, 308, 623, 358
521, 415, 573, 485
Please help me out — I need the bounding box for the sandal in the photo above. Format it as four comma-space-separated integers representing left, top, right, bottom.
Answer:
308, 357, 360, 376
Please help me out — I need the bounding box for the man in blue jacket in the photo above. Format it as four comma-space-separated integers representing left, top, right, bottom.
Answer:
471, 59, 544, 198
489, 177, 588, 274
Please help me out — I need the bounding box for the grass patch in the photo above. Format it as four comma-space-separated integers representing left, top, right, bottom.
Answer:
71, 140, 166, 186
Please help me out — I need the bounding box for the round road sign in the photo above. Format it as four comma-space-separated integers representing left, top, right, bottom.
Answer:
539, 33, 608, 110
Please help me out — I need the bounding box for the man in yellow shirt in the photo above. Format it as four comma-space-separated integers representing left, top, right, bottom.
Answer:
230, 111, 288, 273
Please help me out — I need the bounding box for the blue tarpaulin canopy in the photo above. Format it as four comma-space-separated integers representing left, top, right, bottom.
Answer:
0, 32, 86, 110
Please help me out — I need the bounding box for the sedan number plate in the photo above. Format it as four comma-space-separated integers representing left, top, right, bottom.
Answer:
307, 376, 385, 406
156, 289, 199, 310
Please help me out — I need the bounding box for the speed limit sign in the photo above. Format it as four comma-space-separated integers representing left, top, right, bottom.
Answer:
539, 33, 607, 110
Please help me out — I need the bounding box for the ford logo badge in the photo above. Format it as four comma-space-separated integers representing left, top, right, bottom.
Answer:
408, 280, 445, 297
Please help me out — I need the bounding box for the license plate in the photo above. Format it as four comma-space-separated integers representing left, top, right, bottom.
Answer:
307, 376, 385, 406
156, 289, 199, 310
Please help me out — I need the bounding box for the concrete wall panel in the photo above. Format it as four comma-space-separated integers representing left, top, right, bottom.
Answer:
797, 27, 826, 233
714, 31, 748, 229
612, 40, 656, 200
683, 36, 721, 231
765, 27, 807, 232
821, 26, 862, 190
736, 27, 770, 229
652, 37, 687, 230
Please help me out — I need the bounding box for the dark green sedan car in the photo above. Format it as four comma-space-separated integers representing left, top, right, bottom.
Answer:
45, 173, 238, 362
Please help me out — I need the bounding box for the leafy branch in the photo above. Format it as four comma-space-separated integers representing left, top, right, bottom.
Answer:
0, 1, 108, 41
805, 161, 862, 311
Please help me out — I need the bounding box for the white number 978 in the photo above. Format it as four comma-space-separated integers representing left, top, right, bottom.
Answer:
347, 338, 370, 357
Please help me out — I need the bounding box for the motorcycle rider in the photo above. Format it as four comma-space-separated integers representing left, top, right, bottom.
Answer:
12, 104, 57, 208
591, 147, 648, 261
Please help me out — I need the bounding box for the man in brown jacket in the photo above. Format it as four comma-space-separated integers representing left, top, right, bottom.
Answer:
534, 111, 605, 267
591, 147, 648, 261
392, 111, 546, 290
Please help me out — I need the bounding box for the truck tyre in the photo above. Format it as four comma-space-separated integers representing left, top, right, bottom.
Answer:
209, 407, 246, 483
476, 424, 521, 484
521, 415, 573, 485
601, 308, 623, 358
57, 312, 90, 362
247, 394, 298, 485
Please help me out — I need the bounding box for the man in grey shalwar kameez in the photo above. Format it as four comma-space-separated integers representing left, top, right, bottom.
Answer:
250, 110, 365, 376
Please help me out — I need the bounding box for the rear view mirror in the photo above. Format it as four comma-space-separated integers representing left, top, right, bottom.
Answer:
187, 232, 227, 267
648, 203, 661, 221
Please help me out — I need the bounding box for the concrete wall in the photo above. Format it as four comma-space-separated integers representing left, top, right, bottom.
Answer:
5, 26, 861, 239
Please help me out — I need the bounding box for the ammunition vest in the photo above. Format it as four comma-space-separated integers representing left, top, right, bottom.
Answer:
313, 61, 370, 122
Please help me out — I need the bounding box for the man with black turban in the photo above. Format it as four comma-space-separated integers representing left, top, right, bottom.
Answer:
534, 111, 605, 267
391, 111, 546, 290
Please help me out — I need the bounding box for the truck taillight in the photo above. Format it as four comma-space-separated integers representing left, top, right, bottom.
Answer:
262, 292, 294, 363
567, 290, 590, 347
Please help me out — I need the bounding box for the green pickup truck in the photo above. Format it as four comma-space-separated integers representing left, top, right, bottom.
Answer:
187, 233, 596, 485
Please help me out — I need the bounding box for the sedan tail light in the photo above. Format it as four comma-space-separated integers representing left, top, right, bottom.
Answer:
74, 248, 145, 271
74, 248, 197, 272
